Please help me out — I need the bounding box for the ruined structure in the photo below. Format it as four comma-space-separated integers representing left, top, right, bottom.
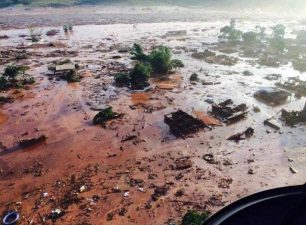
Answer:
164, 110, 206, 137
211, 99, 248, 124
254, 87, 290, 105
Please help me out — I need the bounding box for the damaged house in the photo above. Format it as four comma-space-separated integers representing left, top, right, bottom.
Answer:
211, 99, 248, 124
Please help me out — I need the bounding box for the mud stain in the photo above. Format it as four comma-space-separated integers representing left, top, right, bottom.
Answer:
193, 110, 222, 126
131, 92, 151, 105
0, 111, 8, 125
151, 73, 182, 90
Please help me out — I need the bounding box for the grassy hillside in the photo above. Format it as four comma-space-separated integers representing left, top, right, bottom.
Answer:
1, 0, 305, 8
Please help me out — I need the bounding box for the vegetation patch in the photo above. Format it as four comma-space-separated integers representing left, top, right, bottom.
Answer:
93, 107, 122, 126
180, 210, 210, 225
130, 43, 184, 75
219, 19, 242, 42
130, 63, 151, 90
189, 73, 200, 82
148, 46, 184, 74
116, 43, 184, 89
114, 72, 130, 86
61, 69, 80, 82
0, 64, 35, 91
281, 104, 306, 126
0, 96, 14, 105
48, 59, 81, 82
292, 58, 306, 72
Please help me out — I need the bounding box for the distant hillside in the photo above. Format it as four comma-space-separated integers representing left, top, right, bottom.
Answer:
1, 0, 306, 8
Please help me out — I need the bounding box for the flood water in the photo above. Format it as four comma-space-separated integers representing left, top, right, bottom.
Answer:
0, 6, 305, 225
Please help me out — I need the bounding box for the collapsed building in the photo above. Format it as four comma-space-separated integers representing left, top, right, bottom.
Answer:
276, 77, 306, 96
211, 99, 248, 124
164, 110, 207, 137
281, 102, 306, 126
254, 87, 290, 106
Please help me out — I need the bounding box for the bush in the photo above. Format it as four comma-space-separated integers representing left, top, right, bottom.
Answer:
16, 52, 29, 60
269, 37, 286, 53
0, 96, 13, 105
242, 31, 259, 43
0, 64, 33, 90
149, 46, 171, 74
148, 46, 184, 75
131, 43, 148, 61
296, 30, 306, 45
114, 73, 130, 86
219, 19, 242, 42
62, 70, 80, 82
256, 26, 266, 41
269, 24, 286, 53
181, 210, 209, 225
0, 76, 9, 90
63, 23, 73, 33
272, 24, 286, 39
130, 44, 184, 75
169, 59, 184, 71
190, 73, 199, 82
4, 64, 22, 79
130, 63, 151, 90
293, 58, 306, 72
93, 107, 115, 125
22, 77, 36, 85
28, 26, 41, 42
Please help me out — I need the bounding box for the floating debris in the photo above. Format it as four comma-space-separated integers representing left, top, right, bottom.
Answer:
276, 77, 306, 96
212, 99, 248, 124
254, 87, 290, 106
19, 135, 47, 148
164, 110, 206, 137
48, 209, 65, 222
93, 107, 123, 126
193, 111, 222, 126
281, 104, 306, 126
175, 157, 192, 170
227, 127, 254, 142
46, 29, 60, 36
264, 118, 281, 130
289, 166, 298, 174
203, 154, 215, 164
151, 185, 169, 201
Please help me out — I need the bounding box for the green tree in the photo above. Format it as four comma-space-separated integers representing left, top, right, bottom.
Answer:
242, 31, 259, 43
131, 43, 148, 61
272, 24, 286, 39
130, 63, 151, 89
219, 19, 242, 42
149, 46, 183, 74
181, 210, 209, 225
4, 64, 22, 79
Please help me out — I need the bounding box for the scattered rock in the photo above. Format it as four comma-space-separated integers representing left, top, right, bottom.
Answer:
203, 154, 215, 164
19, 135, 47, 148
175, 157, 192, 170
46, 29, 60, 36
151, 185, 169, 201
289, 167, 298, 174
227, 127, 254, 142
264, 118, 281, 131
248, 168, 255, 174
48, 209, 65, 222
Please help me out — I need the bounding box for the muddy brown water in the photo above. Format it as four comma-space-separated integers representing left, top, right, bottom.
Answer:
0, 9, 306, 225
0, 111, 8, 125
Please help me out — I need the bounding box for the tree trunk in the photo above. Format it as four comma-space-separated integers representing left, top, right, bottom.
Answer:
304, 101, 306, 112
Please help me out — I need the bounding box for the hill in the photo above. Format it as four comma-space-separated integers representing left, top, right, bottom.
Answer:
1, 0, 306, 8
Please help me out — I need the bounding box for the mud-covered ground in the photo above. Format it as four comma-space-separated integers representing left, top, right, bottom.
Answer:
0, 6, 306, 225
